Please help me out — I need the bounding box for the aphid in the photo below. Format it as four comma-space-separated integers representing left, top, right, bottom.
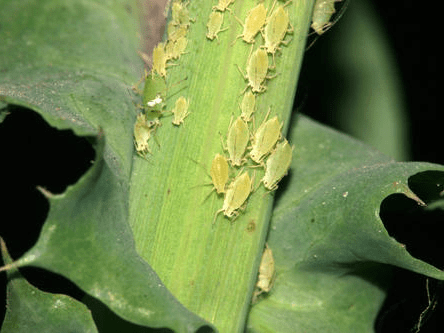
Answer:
165, 36, 188, 60
311, 0, 342, 35
213, 0, 234, 12
134, 113, 153, 156
252, 244, 276, 303
238, 47, 276, 94
262, 1, 293, 64
172, 1, 193, 27
206, 11, 228, 41
152, 42, 168, 78
223, 116, 250, 166
232, 3, 267, 44
142, 74, 187, 129
143, 74, 187, 112
213, 171, 254, 223
250, 108, 282, 164
262, 138, 292, 191
190, 154, 230, 197
143, 73, 167, 112
210, 153, 230, 194
239, 90, 256, 122
167, 21, 188, 42
171, 96, 190, 126
172, 36, 188, 59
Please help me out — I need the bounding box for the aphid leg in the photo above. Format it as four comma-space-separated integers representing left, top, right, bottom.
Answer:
235, 64, 250, 94
230, 12, 245, 46
213, 208, 224, 225
269, 0, 278, 15
215, 27, 229, 44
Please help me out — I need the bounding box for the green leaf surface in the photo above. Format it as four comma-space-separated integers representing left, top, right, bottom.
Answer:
128, 1, 314, 331
0, 0, 212, 331
247, 114, 444, 332
1, 238, 98, 333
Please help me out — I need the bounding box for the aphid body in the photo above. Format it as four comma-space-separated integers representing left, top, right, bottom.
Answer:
172, 96, 190, 126
213, 0, 234, 12
233, 3, 267, 44
262, 2, 293, 61
172, 1, 192, 27
166, 36, 188, 60
134, 113, 153, 156
210, 153, 230, 194
240, 90, 256, 122
213, 171, 253, 223
152, 42, 168, 78
238, 48, 274, 94
250, 109, 282, 164
262, 138, 292, 191
167, 21, 188, 42
311, 0, 341, 35
143, 73, 167, 111
252, 244, 276, 302
206, 11, 228, 41
225, 116, 250, 166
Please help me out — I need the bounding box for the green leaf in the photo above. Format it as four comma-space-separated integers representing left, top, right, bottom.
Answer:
1, 238, 98, 333
0, 0, 212, 331
247, 114, 444, 332
128, 1, 313, 332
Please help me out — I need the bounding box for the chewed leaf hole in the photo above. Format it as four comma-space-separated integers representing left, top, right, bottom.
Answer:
0, 106, 95, 259
380, 171, 444, 270
408, 170, 444, 204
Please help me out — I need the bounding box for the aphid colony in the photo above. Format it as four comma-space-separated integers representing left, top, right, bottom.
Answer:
133, 0, 193, 157
205, 0, 294, 224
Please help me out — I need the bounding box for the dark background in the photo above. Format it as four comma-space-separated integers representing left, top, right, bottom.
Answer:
303, 1, 443, 332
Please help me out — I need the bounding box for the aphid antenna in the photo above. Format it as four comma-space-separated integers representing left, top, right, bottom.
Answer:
165, 76, 189, 100
187, 156, 225, 201
187, 156, 210, 175
138, 50, 152, 67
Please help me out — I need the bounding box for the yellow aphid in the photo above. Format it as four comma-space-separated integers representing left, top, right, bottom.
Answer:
152, 42, 168, 78
213, 0, 234, 12
238, 47, 275, 94
164, 40, 174, 60
262, 1, 293, 63
262, 138, 292, 191
250, 108, 282, 164
167, 21, 188, 42
222, 117, 250, 166
224, 116, 250, 166
210, 153, 230, 194
172, 1, 193, 27
166, 36, 188, 60
252, 244, 276, 303
232, 3, 267, 44
206, 11, 228, 41
239, 90, 256, 122
311, 0, 342, 35
134, 113, 153, 157
213, 171, 254, 223
172, 96, 190, 126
